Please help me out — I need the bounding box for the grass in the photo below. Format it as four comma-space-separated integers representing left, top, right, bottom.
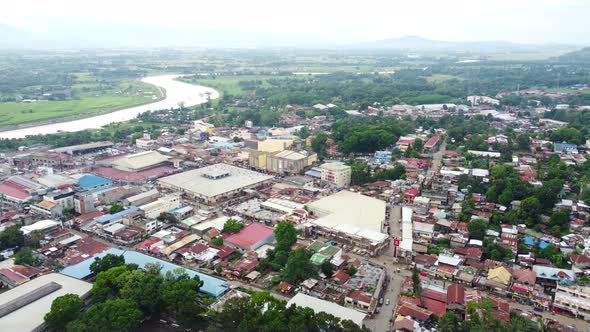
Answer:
0, 79, 162, 127
486, 50, 570, 61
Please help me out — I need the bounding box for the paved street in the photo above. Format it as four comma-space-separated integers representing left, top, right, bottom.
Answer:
510, 302, 590, 332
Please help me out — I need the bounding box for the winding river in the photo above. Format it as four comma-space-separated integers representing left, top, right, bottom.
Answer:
0, 74, 219, 139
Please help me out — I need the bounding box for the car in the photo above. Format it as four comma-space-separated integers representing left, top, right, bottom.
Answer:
379, 297, 384, 305
386, 299, 390, 305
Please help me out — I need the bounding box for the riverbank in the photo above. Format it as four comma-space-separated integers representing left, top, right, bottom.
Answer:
0, 75, 219, 139
0, 85, 166, 133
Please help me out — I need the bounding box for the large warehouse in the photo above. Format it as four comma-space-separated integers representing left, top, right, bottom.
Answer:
305, 190, 388, 254
158, 163, 273, 206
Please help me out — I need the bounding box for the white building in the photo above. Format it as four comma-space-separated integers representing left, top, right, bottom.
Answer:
139, 193, 182, 219
21, 219, 62, 236
319, 162, 351, 188
553, 284, 590, 320
287, 293, 366, 327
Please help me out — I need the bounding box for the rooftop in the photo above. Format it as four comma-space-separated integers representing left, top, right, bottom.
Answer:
287, 293, 366, 327
0, 273, 92, 332
112, 151, 169, 171
307, 190, 386, 233
224, 223, 274, 249
159, 163, 273, 198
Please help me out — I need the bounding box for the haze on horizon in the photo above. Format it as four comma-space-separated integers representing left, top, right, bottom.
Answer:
1, 0, 589, 48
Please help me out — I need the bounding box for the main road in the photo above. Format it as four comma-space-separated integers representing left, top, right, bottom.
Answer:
0, 74, 219, 139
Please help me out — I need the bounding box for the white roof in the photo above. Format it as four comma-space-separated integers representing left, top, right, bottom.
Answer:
287, 293, 366, 326
438, 255, 462, 266
307, 190, 386, 233
274, 150, 307, 161
319, 162, 350, 171
103, 223, 126, 234
414, 222, 434, 234
159, 164, 273, 198
21, 219, 60, 235
112, 151, 169, 170
0, 273, 92, 332
414, 196, 431, 205
471, 168, 489, 177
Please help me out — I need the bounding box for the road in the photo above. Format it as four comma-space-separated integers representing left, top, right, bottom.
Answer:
510, 302, 590, 332
428, 141, 446, 176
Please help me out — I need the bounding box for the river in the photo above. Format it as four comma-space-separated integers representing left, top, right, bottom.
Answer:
0, 74, 219, 139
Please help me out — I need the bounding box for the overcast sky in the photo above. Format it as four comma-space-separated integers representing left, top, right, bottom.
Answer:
2, 0, 589, 45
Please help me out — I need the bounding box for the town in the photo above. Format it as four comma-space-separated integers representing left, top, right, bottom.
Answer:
2, 81, 590, 332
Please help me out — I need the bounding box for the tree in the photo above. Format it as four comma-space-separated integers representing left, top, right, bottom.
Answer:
467, 219, 489, 240
212, 236, 224, 246
283, 247, 317, 284
90, 254, 125, 275
311, 132, 329, 158
347, 265, 358, 276
119, 269, 163, 315
109, 203, 124, 214
144, 262, 163, 275
412, 266, 422, 297
439, 312, 459, 332
321, 261, 334, 278
274, 221, 298, 252
413, 138, 424, 152
45, 294, 84, 331
459, 199, 475, 222
14, 247, 39, 266
66, 299, 142, 332
0, 225, 24, 250
156, 212, 177, 224
160, 269, 205, 325
92, 265, 130, 302
223, 218, 244, 233
517, 134, 530, 151
517, 197, 542, 227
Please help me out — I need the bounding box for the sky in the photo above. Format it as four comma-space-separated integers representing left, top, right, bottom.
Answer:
1, 0, 590, 46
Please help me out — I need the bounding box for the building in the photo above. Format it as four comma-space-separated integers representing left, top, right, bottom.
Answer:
467, 95, 500, 106
158, 164, 273, 207
50, 141, 113, 155
124, 189, 159, 206
77, 175, 112, 191
224, 223, 275, 251
112, 151, 170, 172
554, 143, 579, 155
424, 134, 441, 152
553, 284, 590, 320
287, 293, 366, 327
319, 162, 351, 188
0, 273, 92, 332
374, 151, 392, 164
139, 193, 181, 219
21, 219, 61, 236
74, 191, 96, 215
266, 150, 316, 174
306, 191, 388, 254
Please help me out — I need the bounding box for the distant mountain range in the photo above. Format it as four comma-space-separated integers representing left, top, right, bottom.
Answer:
354, 35, 580, 53
558, 47, 590, 62
0, 21, 586, 53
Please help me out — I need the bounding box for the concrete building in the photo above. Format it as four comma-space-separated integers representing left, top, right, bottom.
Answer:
124, 189, 159, 206
553, 285, 590, 320
158, 164, 273, 207
305, 191, 388, 254
20, 219, 61, 236
50, 141, 113, 155
112, 151, 169, 172
287, 293, 366, 327
224, 223, 275, 251
0, 273, 92, 332
139, 193, 181, 219
319, 162, 351, 188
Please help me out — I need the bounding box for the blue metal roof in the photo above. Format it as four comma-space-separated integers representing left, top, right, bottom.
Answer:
79, 175, 112, 189
61, 248, 229, 297
522, 237, 537, 246
539, 241, 551, 249
95, 207, 139, 225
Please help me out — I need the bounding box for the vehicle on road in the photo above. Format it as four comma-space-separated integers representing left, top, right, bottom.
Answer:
386, 299, 390, 305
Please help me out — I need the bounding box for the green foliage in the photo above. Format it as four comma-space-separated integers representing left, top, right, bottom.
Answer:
467, 219, 488, 240
413, 138, 424, 152
311, 132, 328, 159
537, 244, 569, 268
517, 197, 542, 227
551, 127, 584, 145
212, 237, 224, 246
14, 247, 39, 266
160, 269, 205, 326
321, 261, 334, 278
223, 218, 245, 233
66, 298, 142, 332
274, 221, 298, 252
332, 116, 413, 154
347, 265, 358, 276
517, 134, 530, 151
483, 238, 513, 262
156, 212, 177, 224
44, 293, 84, 331
282, 247, 317, 284
412, 266, 422, 297
459, 199, 475, 222
0, 225, 25, 250
90, 254, 125, 275
109, 203, 124, 214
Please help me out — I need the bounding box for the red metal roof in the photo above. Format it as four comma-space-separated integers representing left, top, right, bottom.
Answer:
224, 223, 274, 249
446, 283, 465, 305
0, 183, 31, 200
420, 296, 446, 317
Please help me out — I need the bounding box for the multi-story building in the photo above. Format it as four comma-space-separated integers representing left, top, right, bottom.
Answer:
553, 285, 590, 320
319, 162, 351, 188
138, 193, 181, 219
